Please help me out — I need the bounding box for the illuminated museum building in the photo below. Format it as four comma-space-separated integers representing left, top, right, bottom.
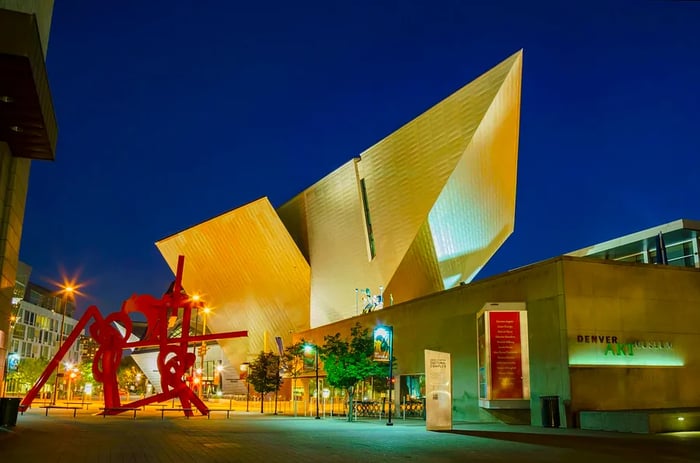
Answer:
146, 50, 700, 427
0, 1, 57, 390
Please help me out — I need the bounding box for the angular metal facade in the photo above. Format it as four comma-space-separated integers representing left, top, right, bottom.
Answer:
156, 197, 311, 366
280, 50, 522, 327
156, 51, 523, 360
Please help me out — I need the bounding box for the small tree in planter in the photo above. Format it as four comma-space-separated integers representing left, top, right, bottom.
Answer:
248, 351, 282, 413
321, 323, 385, 422
281, 341, 307, 416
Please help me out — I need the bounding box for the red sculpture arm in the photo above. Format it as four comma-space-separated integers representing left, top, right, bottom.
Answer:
20, 305, 103, 410
21, 255, 249, 418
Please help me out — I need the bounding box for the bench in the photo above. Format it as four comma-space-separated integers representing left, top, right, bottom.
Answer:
66, 401, 93, 410
40, 405, 81, 417
99, 407, 139, 419
159, 407, 194, 420
19, 401, 51, 414
207, 408, 234, 419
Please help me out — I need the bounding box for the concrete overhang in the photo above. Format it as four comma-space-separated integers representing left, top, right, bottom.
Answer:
0, 8, 57, 161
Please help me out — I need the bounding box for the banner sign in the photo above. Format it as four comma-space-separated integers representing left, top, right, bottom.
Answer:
302, 347, 316, 373
7, 352, 20, 372
373, 326, 392, 362
275, 336, 284, 357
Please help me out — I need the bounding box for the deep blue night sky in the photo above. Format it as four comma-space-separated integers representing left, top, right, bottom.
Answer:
19, 1, 700, 315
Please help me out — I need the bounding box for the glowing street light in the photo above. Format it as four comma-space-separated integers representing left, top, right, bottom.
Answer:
52, 284, 75, 405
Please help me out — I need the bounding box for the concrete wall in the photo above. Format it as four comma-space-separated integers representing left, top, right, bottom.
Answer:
0, 0, 54, 392
296, 257, 572, 425
296, 256, 700, 427
0, 0, 54, 55
562, 259, 700, 414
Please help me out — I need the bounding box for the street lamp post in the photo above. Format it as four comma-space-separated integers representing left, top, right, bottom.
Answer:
240, 363, 250, 412
216, 362, 223, 395
386, 326, 394, 426
65, 363, 77, 401
274, 355, 281, 415
52, 286, 73, 405
246, 377, 250, 412
314, 347, 320, 419
199, 306, 210, 398
190, 294, 200, 382
374, 325, 394, 426
305, 343, 320, 419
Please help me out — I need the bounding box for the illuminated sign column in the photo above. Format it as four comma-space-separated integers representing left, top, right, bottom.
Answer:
477, 302, 530, 409
424, 349, 452, 431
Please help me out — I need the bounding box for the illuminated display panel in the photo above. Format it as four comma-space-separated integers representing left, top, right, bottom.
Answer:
476, 302, 530, 409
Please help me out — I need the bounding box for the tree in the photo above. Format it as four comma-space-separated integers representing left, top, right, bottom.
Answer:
75, 361, 100, 397
248, 351, 282, 413
320, 323, 386, 421
7, 357, 49, 393
77, 361, 95, 389
117, 356, 144, 397
281, 341, 307, 416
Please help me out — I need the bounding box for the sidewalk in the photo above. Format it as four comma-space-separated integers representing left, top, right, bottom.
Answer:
2, 407, 699, 462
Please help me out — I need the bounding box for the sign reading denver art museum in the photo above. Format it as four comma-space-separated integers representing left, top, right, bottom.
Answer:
568, 333, 682, 367
476, 302, 530, 409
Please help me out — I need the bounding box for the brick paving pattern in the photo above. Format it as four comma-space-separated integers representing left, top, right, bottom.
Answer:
1, 407, 699, 462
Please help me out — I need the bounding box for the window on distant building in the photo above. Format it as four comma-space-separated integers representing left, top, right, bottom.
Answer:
23, 310, 35, 326
13, 323, 25, 339
666, 241, 695, 267
617, 253, 646, 263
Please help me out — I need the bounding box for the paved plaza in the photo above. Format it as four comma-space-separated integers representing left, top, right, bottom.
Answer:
1, 406, 700, 462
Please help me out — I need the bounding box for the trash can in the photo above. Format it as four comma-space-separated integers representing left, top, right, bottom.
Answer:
0, 397, 21, 427
540, 396, 560, 428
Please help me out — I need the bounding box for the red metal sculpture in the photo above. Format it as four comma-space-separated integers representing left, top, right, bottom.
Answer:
19, 255, 247, 417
